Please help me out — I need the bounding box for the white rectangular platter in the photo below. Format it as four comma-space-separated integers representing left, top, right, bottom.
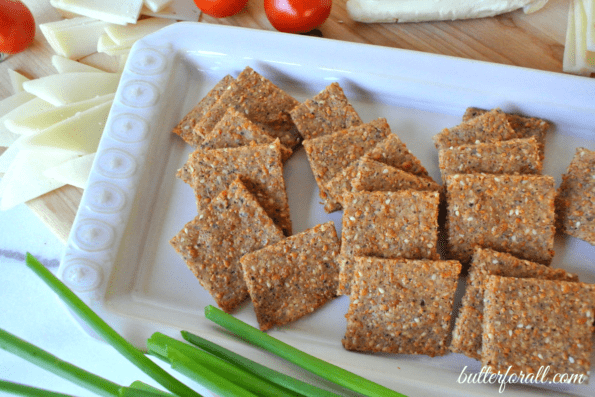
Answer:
58, 22, 595, 397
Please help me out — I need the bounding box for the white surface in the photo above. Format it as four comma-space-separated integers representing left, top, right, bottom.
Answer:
55, 22, 595, 397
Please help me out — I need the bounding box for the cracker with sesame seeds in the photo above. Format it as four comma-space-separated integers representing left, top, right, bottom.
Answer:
193, 66, 302, 150
324, 133, 436, 211
451, 247, 579, 360
445, 173, 556, 265
199, 108, 293, 162
350, 157, 442, 195
482, 275, 595, 382
240, 221, 341, 331
177, 140, 292, 236
338, 190, 441, 295
172, 75, 235, 147
556, 147, 595, 246
303, 118, 392, 212
342, 257, 461, 357
461, 107, 550, 150
438, 137, 543, 182
289, 82, 363, 140
169, 178, 285, 313
433, 108, 521, 151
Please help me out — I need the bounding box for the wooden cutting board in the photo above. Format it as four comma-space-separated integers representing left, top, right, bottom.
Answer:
0, 0, 585, 243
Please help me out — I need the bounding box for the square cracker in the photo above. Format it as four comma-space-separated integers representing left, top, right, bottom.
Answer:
199, 108, 293, 162
240, 221, 341, 331
193, 66, 302, 150
438, 137, 543, 182
451, 247, 579, 360
433, 108, 520, 151
303, 118, 391, 212
177, 140, 292, 236
169, 178, 285, 313
445, 173, 556, 265
289, 82, 363, 140
172, 74, 235, 147
343, 257, 461, 357
482, 276, 595, 381
338, 190, 441, 295
556, 147, 595, 245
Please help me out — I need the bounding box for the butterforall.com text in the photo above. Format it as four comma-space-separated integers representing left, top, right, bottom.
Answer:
457, 365, 587, 393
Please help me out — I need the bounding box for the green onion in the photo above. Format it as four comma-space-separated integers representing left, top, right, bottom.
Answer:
166, 347, 258, 397
118, 386, 173, 397
181, 330, 341, 397
0, 379, 76, 397
0, 328, 121, 397
24, 253, 200, 397
127, 381, 172, 395
147, 332, 298, 397
204, 305, 406, 397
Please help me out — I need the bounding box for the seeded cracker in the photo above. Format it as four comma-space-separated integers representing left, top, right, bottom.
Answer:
170, 179, 285, 313
199, 108, 293, 162
303, 118, 391, 212
351, 157, 441, 194
451, 247, 579, 360
172, 75, 235, 146
325, 133, 435, 211
240, 221, 341, 331
338, 190, 441, 295
289, 82, 363, 140
438, 137, 543, 182
193, 67, 301, 150
343, 257, 461, 357
482, 276, 595, 382
445, 173, 556, 265
433, 108, 520, 151
177, 140, 292, 236
556, 147, 595, 245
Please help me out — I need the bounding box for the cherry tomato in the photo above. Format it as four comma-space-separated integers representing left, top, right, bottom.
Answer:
264, 0, 332, 33
0, 0, 35, 55
193, 0, 249, 18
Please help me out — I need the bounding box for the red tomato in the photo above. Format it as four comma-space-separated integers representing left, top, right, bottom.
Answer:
193, 0, 249, 18
264, 0, 332, 33
0, 0, 35, 55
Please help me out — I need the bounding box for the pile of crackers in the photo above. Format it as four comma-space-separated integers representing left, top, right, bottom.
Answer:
168, 66, 595, 383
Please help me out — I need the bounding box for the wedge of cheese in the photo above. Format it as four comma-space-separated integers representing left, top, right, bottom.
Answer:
7, 70, 29, 93
52, 55, 107, 73
0, 91, 36, 147
346, 0, 549, 23
43, 153, 95, 189
40, 16, 112, 60
2, 98, 55, 136
143, 0, 173, 13
564, 0, 595, 75
104, 17, 176, 47
585, 0, 595, 51
50, 0, 143, 25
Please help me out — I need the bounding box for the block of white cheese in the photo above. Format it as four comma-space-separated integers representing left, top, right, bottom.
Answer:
52, 55, 107, 73
346, 0, 549, 23
22, 72, 120, 106
50, 0, 144, 25
43, 152, 95, 189
40, 16, 112, 60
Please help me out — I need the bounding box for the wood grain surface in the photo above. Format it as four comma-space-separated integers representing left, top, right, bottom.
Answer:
0, 0, 586, 243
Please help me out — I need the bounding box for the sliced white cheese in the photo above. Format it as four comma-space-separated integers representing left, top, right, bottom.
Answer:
97, 33, 132, 56
79, 52, 122, 73
50, 0, 144, 25
7, 70, 30, 93
0, 147, 79, 211
2, 98, 55, 136
0, 91, 36, 146
43, 152, 95, 189
52, 55, 107, 73
346, 0, 549, 23
4, 94, 113, 136
0, 136, 23, 173
585, 0, 595, 51
20, 100, 113, 154
140, 0, 201, 21
573, 0, 595, 75
144, 0, 173, 13
104, 17, 176, 47
22, 72, 120, 106
40, 16, 112, 60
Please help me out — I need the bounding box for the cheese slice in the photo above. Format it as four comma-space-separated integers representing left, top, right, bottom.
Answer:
2, 98, 55, 136
22, 72, 120, 106
140, 0, 201, 21
4, 94, 113, 136
20, 100, 113, 154
0, 136, 23, 173
104, 17, 176, 46
565, 0, 595, 75
585, 0, 595, 51
40, 16, 112, 60
346, 0, 549, 23
0, 91, 36, 147
43, 152, 95, 189
144, 0, 173, 13
50, 0, 144, 25
0, 147, 79, 211
52, 55, 107, 73
7, 69, 30, 93
97, 33, 132, 56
